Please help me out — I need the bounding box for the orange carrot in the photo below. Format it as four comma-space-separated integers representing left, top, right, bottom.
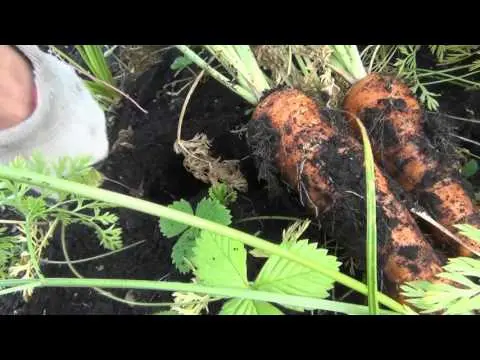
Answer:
248, 88, 444, 298
343, 73, 480, 258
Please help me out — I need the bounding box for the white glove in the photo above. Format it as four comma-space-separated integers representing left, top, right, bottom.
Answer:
0, 45, 109, 166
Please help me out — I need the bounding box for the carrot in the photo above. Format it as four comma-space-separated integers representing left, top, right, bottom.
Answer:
342, 73, 480, 257
249, 87, 445, 298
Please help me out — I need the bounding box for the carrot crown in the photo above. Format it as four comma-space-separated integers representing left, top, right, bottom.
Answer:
325, 45, 368, 84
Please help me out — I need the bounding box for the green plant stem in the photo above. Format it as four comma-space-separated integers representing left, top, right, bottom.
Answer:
41, 240, 146, 265
25, 217, 43, 279
175, 46, 258, 105
235, 216, 304, 224
328, 45, 367, 84
0, 284, 37, 296
295, 54, 309, 77
204, 46, 270, 99
59, 222, 170, 308
419, 70, 480, 87
0, 165, 407, 314
376, 46, 399, 73
0, 277, 400, 315
416, 63, 474, 77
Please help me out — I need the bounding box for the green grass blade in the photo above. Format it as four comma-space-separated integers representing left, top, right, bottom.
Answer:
0, 277, 400, 315
51, 46, 118, 108
75, 45, 113, 84
352, 115, 379, 315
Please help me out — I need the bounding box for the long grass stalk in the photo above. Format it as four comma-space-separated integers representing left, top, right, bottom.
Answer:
0, 164, 407, 314
0, 277, 400, 315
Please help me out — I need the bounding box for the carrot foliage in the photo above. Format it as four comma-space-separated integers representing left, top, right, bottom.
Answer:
402, 226, 480, 314
361, 45, 480, 111
401, 256, 480, 314
0, 153, 122, 299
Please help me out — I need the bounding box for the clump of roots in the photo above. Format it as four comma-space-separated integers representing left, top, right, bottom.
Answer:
174, 133, 248, 192
253, 45, 344, 106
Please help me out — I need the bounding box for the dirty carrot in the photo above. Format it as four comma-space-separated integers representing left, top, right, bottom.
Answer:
248, 88, 445, 298
342, 72, 480, 258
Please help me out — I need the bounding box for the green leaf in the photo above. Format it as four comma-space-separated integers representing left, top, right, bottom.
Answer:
462, 159, 479, 178
159, 200, 194, 238
401, 257, 480, 314
253, 237, 340, 312
20, 196, 47, 217
171, 228, 199, 274
0, 227, 18, 278
454, 224, 480, 244
208, 183, 237, 206
192, 230, 248, 288
220, 298, 284, 315
93, 224, 123, 251
195, 198, 232, 226
444, 295, 480, 315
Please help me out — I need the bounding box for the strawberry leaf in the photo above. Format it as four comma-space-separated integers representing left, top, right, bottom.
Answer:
192, 230, 248, 288
220, 299, 283, 315
159, 199, 194, 238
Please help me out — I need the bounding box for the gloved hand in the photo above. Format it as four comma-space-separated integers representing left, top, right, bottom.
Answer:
0, 45, 109, 166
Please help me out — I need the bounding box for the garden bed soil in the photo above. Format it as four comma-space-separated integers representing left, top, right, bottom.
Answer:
1, 48, 479, 315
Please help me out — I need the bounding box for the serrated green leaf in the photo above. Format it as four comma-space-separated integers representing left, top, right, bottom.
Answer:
159, 200, 194, 238
220, 298, 283, 315
253, 239, 340, 312
438, 272, 479, 289
444, 256, 480, 276
402, 256, 480, 314
208, 183, 237, 206
195, 198, 232, 226
171, 228, 199, 274
444, 296, 480, 315
94, 224, 123, 250
454, 224, 480, 244
281, 220, 311, 244
192, 230, 248, 288
20, 196, 47, 217
0, 228, 18, 278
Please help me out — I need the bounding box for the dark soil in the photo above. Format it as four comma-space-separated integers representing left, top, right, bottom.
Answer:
1, 47, 480, 315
